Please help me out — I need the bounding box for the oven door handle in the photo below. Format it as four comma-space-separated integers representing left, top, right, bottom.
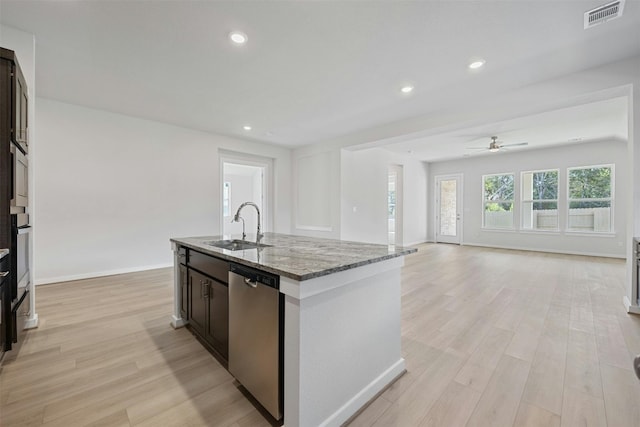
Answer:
17, 226, 31, 235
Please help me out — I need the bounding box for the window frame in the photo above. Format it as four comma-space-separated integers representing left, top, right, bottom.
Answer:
223, 181, 231, 217
520, 168, 560, 233
482, 172, 516, 230
566, 164, 614, 234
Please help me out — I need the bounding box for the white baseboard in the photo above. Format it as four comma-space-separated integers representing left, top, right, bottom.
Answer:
403, 240, 429, 247
24, 313, 39, 329
623, 296, 640, 314
35, 263, 173, 285
171, 315, 187, 329
320, 358, 406, 427
461, 242, 626, 259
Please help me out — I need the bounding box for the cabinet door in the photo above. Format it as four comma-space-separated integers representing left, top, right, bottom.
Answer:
179, 264, 188, 320
13, 65, 28, 147
206, 279, 229, 359
188, 270, 207, 337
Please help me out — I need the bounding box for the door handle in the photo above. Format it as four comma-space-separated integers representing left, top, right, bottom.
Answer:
203, 281, 209, 299
0, 271, 8, 277
244, 277, 258, 288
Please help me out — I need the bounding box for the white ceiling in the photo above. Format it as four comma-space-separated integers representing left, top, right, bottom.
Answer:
1, 1, 638, 151
384, 96, 629, 161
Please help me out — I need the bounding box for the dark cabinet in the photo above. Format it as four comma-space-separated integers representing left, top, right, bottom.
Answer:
188, 269, 208, 337
12, 56, 28, 149
206, 279, 228, 359
1, 48, 30, 361
185, 249, 229, 362
1, 254, 8, 358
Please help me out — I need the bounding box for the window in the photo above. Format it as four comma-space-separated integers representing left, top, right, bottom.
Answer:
223, 181, 231, 217
483, 173, 514, 229
567, 165, 613, 232
521, 170, 558, 231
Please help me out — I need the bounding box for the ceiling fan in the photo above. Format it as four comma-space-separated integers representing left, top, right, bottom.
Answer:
467, 136, 528, 153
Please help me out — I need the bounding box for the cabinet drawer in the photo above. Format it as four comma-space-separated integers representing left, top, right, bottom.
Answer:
189, 250, 229, 283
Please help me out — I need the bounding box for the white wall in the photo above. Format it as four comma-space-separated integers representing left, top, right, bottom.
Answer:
340, 148, 427, 246
292, 146, 342, 239
292, 142, 428, 246
340, 149, 388, 244
428, 139, 628, 258
35, 98, 291, 284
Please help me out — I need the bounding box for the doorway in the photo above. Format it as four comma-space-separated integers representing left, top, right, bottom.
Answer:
221, 154, 272, 238
388, 165, 403, 246
435, 174, 463, 244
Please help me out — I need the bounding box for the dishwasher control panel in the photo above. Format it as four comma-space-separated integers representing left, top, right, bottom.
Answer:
229, 263, 279, 289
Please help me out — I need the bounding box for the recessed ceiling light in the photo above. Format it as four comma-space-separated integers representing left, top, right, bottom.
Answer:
243, 125, 252, 131
400, 85, 414, 94
468, 59, 485, 70
229, 31, 248, 45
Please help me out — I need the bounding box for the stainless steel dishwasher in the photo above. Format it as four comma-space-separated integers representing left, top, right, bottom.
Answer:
228, 262, 283, 420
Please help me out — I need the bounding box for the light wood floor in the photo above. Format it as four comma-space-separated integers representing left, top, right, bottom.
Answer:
1, 244, 639, 426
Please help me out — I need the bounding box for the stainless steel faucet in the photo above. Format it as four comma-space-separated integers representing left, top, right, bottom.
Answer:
232, 215, 246, 241
233, 202, 263, 244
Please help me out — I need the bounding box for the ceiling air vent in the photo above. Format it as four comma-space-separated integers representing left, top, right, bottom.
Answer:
584, 0, 625, 29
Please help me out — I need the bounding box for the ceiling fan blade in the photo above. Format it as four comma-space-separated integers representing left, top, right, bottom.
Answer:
499, 142, 528, 147
466, 147, 488, 150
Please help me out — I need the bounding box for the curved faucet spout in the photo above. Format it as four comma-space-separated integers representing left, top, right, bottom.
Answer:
231, 215, 246, 241
233, 202, 263, 244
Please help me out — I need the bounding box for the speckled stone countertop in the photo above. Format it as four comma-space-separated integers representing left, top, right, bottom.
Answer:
0, 248, 8, 260
171, 233, 417, 281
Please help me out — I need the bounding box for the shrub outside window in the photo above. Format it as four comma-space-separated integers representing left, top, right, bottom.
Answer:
483, 173, 515, 229
567, 165, 613, 232
521, 169, 559, 231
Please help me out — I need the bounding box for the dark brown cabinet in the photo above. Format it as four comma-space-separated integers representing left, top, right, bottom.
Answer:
188, 269, 208, 337
1, 47, 30, 359
13, 63, 27, 149
0, 254, 8, 359
205, 279, 228, 359
185, 249, 229, 363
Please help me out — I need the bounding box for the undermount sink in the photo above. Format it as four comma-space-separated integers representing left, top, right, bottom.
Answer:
204, 239, 272, 251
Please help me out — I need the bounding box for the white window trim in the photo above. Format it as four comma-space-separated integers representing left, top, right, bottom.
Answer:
482, 172, 515, 230
566, 164, 614, 234
520, 168, 560, 232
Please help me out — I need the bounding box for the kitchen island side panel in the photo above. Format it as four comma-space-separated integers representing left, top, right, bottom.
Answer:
284, 258, 406, 427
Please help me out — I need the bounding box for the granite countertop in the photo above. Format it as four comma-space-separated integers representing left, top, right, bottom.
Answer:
171, 233, 417, 281
0, 248, 8, 260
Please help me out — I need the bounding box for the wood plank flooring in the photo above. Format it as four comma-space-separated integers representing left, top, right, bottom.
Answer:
1, 244, 639, 426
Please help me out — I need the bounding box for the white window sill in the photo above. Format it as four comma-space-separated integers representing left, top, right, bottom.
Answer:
520, 229, 560, 235
481, 228, 516, 233
564, 230, 616, 238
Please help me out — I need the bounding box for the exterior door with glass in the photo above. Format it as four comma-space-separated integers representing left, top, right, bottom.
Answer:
435, 175, 463, 244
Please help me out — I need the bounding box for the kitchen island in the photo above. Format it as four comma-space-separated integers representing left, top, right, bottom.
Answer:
170, 233, 416, 427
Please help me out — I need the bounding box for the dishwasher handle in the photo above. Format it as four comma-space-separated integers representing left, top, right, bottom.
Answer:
244, 277, 258, 288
